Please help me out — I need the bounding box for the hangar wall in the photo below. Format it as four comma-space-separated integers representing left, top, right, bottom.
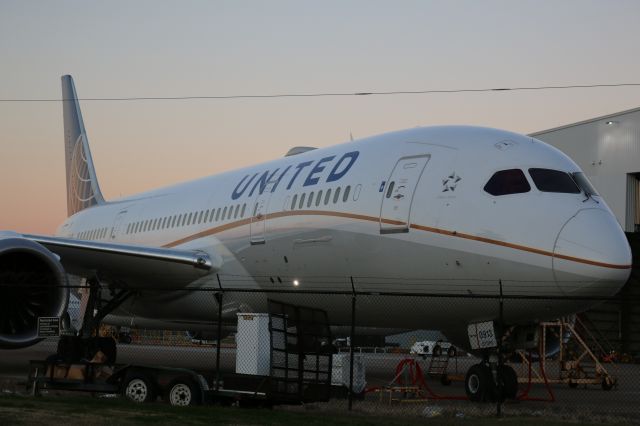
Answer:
531, 107, 640, 232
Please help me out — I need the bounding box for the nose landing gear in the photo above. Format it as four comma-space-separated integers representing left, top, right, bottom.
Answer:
464, 362, 518, 402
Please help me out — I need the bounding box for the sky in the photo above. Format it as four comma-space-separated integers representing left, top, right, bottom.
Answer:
1, 0, 640, 234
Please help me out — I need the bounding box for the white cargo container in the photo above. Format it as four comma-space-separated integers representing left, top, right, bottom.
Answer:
235, 313, 271, 376
331, 353, 366, 394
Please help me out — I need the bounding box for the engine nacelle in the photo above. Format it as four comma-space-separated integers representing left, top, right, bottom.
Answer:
0, 234, 69, 349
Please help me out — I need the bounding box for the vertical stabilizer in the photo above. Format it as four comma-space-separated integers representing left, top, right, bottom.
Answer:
62, 75, 105, 217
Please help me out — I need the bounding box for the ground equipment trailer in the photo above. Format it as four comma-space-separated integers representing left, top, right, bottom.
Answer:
28, 359, 209, 406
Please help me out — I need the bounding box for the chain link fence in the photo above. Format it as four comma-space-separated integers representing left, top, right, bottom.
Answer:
1, 276, 639, 422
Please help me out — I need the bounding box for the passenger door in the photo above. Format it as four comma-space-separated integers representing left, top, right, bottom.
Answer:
110, 210, 128, 240
250, 179, 277, 245
380, 155, 430, 233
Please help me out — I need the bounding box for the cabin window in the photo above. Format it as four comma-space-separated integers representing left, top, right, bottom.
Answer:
198, 211, 204, 224
353, 184, 362, 201
385, 181, 395, 198
343, 185, 351, 202
291, 194, 298, 210
241, 203, 247, 217
234, 204, 240, 218
316, 190, 323, 207
324, 188, 332, 205
222, 206, 228, 220
529, 169, 580, 194
333, 187, 341, 204
214, 208, 220, 221
307, 192, 314, 208
484, 169, 531, 196
299, 193, 306, 209
227, 206, 233, 220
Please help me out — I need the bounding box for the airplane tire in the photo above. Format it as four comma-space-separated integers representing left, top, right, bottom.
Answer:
167, 377, 202, 406
123, 371, 156, 403
465, 364, 495, 402
497, 365, 518, 399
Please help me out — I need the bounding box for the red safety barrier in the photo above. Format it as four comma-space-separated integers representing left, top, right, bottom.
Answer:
387, 358, 467, 401
516, 350, 555, 402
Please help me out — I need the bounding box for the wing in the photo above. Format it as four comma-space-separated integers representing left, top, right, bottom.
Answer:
24, 234, 222, 289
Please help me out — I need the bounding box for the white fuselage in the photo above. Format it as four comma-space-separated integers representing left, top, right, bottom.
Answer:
56, 126, 631, 343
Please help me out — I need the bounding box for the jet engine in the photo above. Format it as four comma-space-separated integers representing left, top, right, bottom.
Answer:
0, 235, 69, 349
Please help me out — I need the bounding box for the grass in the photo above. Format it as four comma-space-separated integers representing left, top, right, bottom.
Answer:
0, 394, 635, 426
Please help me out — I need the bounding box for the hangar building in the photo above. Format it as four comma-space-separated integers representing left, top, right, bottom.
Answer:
532, 107, 640, 357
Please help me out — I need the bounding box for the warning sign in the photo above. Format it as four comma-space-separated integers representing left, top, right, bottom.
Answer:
37, 317, 60, 337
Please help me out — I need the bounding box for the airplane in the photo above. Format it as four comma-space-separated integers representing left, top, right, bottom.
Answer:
0, 75, 631, 401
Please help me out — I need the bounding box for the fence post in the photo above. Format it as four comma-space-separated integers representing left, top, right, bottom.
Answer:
348, 276, 357, 411
215, 274, 224, 392
497, 279, 504, 417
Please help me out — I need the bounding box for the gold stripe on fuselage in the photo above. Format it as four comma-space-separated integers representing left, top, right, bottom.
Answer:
162, 210, 631, 270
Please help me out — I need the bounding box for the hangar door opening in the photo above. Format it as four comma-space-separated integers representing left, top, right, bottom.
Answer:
379, 154, 430, 234
626, 173, 640, 232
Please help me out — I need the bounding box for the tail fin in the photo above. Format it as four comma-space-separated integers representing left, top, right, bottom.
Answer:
62, 75, 105, 217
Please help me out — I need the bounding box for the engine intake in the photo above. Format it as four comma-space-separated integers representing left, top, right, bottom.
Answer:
0, 236, 69, 349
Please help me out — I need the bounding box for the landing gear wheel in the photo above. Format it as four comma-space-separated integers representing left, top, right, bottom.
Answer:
447, 346, 457, 358
465, 364, 496, 402
167, 377, 202, 406
123, 372, 155, 403
497, 365, 518, 399
432, 345, 442, 357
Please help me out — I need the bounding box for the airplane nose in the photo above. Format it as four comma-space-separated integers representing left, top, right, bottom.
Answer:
553, 208, 632, 296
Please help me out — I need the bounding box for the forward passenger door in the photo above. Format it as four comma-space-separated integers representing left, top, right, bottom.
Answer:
379, 155, 430, 234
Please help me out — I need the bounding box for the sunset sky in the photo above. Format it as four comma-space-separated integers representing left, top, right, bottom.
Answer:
2, 0, 640, 234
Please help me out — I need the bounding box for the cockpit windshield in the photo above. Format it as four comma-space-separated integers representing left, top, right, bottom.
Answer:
484, 169, 531, 196
571, 172, 599, 196
528, 168, 580, 194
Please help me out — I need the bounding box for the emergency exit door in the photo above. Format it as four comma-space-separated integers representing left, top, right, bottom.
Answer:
379, 155, 430, 233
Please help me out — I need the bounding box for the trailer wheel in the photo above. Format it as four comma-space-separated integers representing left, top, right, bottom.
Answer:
432, 345, 442, 357
601, 377, 614, 391
123, 372, 156, 403
167, 377, 202, 406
